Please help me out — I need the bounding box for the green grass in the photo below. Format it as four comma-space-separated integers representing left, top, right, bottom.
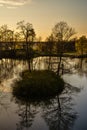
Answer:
13, 70, 64, 100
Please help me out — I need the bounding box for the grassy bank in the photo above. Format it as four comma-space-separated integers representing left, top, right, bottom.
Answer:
13, 70, 64, 100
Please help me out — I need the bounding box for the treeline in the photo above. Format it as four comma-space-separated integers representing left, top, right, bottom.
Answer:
0, 20, 87, 57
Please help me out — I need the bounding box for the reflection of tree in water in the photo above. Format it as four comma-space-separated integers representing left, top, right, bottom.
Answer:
15, 100, 37, 130
77, 58, 87, 76
0, 59, 17, 80
42, 83, 80, 130
45, 57, 77, 75
0, 59, 28, 82
64, 58, 87, 76
13, 82, 81, 130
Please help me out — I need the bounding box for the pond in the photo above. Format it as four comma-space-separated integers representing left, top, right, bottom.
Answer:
0, 57, 87, 130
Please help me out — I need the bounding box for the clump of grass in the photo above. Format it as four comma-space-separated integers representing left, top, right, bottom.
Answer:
13, 70, 64, 100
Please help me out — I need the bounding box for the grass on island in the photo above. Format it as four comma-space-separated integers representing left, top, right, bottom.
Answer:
13, 70, 64, 100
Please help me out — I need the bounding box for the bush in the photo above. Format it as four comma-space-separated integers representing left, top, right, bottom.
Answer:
13, 70, 64, 100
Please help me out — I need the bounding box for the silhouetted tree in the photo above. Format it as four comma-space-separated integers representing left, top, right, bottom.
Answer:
45, 34, 54, 69
52, 21, 76, 75
45, 34, 54, 54
76, 35, 87, 55
52, 21, 75, 42
0, 25, 14, 50
17, 20, 36, 71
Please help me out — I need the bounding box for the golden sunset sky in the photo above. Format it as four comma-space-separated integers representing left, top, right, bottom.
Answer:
0, 0, 87, 40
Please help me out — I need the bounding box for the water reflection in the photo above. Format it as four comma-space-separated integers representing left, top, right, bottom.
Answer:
42, 83, 80, 130
0, 57, 87, 130
16, 101, 37, 130
12, 81, 80, 130
33, 57, 87, 76
0, 59, 29, 93
0, 57, 87, 80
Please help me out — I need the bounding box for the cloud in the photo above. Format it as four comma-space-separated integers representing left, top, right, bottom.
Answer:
0, 0, 31, 7
7, 6, 17, 9
0, 3, 3, 6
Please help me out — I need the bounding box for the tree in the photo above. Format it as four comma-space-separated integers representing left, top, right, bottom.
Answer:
52, 21, 76, 75
52, 21, 76, 53
0, 25, 11, 42
52, 21, 75, 42
17, 20, 35, 56
17, 20, 36, 71
45, 34, 54, 54
76, 35, 87, 55
0, 25, 14, 50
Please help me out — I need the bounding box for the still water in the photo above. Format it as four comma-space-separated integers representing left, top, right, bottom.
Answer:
0, 57, 87, 130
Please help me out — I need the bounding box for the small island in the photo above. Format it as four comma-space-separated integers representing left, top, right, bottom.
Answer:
13, 70, 64, 100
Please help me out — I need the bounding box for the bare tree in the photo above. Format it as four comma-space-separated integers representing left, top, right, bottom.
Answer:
17, 20, 36, 71
52, 21, 76, 75
45, 34, 54, 54
76, 35, 87, 56
17, 20, 35, 56
0, 25, 14, 50
52, 21, 75, 42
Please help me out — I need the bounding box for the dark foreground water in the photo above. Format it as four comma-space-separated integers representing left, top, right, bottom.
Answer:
0, 57, 87, 130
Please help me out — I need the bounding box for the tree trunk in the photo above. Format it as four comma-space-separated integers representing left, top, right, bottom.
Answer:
57, 56, 62, 75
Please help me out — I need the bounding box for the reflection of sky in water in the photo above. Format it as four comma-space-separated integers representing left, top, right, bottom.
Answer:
63, 73, 87, 130
0, 58, 48, 130
0, 57, 87, 130
0, 59, 28, 92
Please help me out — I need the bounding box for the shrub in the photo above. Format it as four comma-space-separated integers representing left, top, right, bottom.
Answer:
13, 70, 64, 100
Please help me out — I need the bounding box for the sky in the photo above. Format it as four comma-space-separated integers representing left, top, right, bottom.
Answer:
0, 0, 87, 40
